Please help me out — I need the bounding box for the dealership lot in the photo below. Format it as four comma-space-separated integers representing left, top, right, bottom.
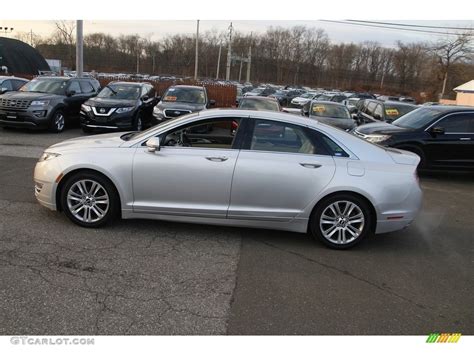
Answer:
0, 128, 473, 335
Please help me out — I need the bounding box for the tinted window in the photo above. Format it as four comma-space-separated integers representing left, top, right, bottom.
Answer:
437, 114, 474, 133
366, 101, 377, 115
250, 119, 316, 154
162, 118, 241, 149
68, 81, 81, 94
0, 79, 13, 91
320, 135, 349, 157
374, 104, 384, 120
79, 81, 94, 93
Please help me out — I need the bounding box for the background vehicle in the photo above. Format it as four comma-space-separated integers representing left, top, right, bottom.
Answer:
315, 93, 347, 103
303, 101, 355, 130
291, 92, 319, 107
0, 76, 100, 132
238, 96, 281, 111
352, 106, 474, 171
270, 89, 305, 106
0, 76, 29, 94
244, 86, 276, 97
34, 110, 422, 250
80, 82, 158, 133
356, 99, 416, 125
152, 85, 215, 123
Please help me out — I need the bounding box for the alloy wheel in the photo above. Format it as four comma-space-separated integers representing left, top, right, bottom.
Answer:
66, 179, 110, 223
54, 112, 65, 131
319, 200, 365, 245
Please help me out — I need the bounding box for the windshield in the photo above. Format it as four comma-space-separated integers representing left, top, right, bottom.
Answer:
384, 104, 416, 120
393, 107, 441, 129
301, 93, 314, 98
239, 99, 279, 111
98, 85, 140, 100
310, 103, 350, 119
20, 79, 68, 95
162, 87, 206, 104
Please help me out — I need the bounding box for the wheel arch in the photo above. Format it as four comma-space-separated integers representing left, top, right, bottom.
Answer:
307, 190, 377, 234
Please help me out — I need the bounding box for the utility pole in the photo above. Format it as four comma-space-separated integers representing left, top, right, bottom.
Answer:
238, 54, 243, 82
76, 20, 83, 78
194, 20, 200, 80
29, 29, 34, 46
136, 39, 141, 74
152, 53, 156, 74
246, 45, 251, 83
216, 42, 222, 79
226, 22, 233, 81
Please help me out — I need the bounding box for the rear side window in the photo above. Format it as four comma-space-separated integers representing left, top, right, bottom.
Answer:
68, 81, 81, 94
79, 81, 95, 93
437, 114, 474, 133
307, 129, 349, 157
1, 80, 13, 91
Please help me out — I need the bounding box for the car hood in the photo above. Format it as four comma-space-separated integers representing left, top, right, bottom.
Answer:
47, 132, 127, 152
1, 91, 63, 101
355, 122, 411, 135
156, 101, 205, 111
86, 97, 136, 108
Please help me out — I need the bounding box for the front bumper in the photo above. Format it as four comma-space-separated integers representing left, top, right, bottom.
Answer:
34, 158, 63, 211
0, 108, 53, 129
80, 110, 135, 130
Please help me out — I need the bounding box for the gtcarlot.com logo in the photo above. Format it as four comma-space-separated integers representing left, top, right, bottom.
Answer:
10, 336, 95, 346
426, 333, 462, 343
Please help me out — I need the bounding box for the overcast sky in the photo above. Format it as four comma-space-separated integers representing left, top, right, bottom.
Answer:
2, 20, 473, 47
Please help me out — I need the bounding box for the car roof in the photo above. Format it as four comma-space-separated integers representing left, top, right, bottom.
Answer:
419, 105, 474, 113
0, 76, 28, 81
169, 85, 204, 89
109, 81, 147, 87
309, 100, 346, 107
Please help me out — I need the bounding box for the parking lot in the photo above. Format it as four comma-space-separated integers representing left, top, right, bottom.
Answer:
0, 127, 473, 335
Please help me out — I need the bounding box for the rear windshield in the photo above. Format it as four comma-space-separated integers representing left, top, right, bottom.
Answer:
384, 104, 416, 120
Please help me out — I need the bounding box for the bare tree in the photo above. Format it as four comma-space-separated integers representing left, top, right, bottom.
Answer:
53, 21, 76, 69
432, 33, 473, 98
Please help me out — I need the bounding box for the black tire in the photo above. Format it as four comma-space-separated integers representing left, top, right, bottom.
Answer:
61, 172, 119, 228
133, 113, 143, 131
309, 193, 372, 249
49, 109, 66, 133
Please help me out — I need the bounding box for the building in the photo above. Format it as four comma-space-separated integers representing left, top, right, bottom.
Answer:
453, 80, 474, 106
0, 37, 50, 75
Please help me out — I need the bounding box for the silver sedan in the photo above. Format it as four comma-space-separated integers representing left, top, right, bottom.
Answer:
34, 109, 422, 249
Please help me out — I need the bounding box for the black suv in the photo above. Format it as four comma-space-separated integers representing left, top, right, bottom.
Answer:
0, 76, 100, 132
0, 76, 29, 94
352, 106, 474, 171
80, 82, 158, 132
152, 85, 215, 123
356, 99, 416, 125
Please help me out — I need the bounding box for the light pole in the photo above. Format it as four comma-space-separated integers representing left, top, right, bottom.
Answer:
226, 22, 233, 81
76, 20, 83, 78
194, 20, 199, 80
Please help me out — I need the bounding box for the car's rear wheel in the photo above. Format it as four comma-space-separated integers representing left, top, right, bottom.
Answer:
133, 113, 143, 131
50, 110, 66, 133
61, 172, 119, 228
310, 194, 372, 249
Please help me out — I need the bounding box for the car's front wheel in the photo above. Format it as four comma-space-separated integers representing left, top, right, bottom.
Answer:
50, 110, 66, 133
310, 194, 372, 249
61, 172, 119, 227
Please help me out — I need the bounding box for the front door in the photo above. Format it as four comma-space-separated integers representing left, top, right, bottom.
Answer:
228, 118, 336, 221
132, 117, 244, 217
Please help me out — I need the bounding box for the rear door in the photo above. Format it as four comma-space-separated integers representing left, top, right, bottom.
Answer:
425, 112, 474, 169
228, 118, 335, 221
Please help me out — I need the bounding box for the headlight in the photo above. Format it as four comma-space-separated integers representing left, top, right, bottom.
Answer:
116, 107, 134, 114
153, 106, 163, 115
365, 134, 391, 143
39, 152, 61, 162
31, 100, 50, 106
81, 104, 92, 112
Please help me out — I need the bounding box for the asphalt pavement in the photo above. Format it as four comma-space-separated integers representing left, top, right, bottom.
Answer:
0, 127, 472, 335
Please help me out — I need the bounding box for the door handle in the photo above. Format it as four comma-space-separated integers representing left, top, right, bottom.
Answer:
299, 163, 322, 169
205, 156, 228, 162
460, 137, 471, 141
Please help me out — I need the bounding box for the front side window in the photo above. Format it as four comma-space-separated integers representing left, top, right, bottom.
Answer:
162, 118, 241, 149
437, 114, 474, 133
250, 119, 316, 154
79, 81, 94, 93
68, 81, 81, 94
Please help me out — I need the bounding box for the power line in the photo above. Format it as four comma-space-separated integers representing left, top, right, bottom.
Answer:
319, 20, 469, 36
347, 20, 474, 31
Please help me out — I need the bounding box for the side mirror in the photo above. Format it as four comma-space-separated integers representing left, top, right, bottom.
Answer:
430, 126, 445, 135
146, 137, 161, 152
141, 95, 149, 102
209, 99, 216, 106
66, 90, 76, 97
